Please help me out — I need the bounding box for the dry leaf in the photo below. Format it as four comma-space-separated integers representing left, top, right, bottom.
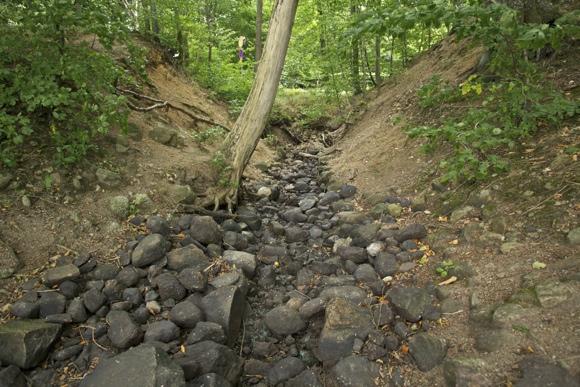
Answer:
438, 276, 458, 286
448, 239, 459, 245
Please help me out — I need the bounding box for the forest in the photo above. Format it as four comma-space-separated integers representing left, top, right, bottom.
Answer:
0, 1, 579, 387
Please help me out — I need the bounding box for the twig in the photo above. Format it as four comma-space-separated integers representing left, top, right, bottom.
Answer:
56, 244, 78, 256
521, 185, 569, 215
239, 319, 246, 356
78, 325, 109, 351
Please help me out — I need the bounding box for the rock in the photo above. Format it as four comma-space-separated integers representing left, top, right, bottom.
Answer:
91, 263, 120, 280
285, 370, 323, 387
408, 333, 447, 371
299, 197, 318, 211
144, 320, 180, 343
178, 268, 207, 292
286, 227, 309, 243
190, 216, 223, 245
387, 287, 431, 322
500, 242, 524, 254
223, 251, 257, 278
450, 206, 477, 222
185, 341, 242, 385
149, 123, 179, 146
515, 356, 579, 387
0, 365, 27, 387
299, 298, 326, 320
0, 240, 20, 279
165, 184, 195, 204
443, 357, 492, 387
42, 264, 80, 287
155, 273, 186, 301
170, 301, 204, 328
67, 298, 88, 323
0, 172, 13, 190
131, 234, 168, 267
106, 310, 142, 349
387, 203, 403, 217
10, 299, 39, 319
492, 303, 535, 328
319, 191, 341, 206
371, 304, 394, 326
83, 289, 107, 313
109, 196, 130, 219
395, 224, 427, 242
201, 286, 245, 346
565, 227, 580, 245
133, 193, 154, 213
337, 246, 367, 264
366, 242, 384, 257
187, 322, 226, 345
79, 344, 185, 387
339, 184, 357, 199
319, 286, 367, 305
0, 320, 61, 369
167, 245, 209, 272
38, 292, 66, 318
116, 267, 141, 287
375, 252, 398, 277
354, 264, 380, 285
190, 373, 232, 387
317, 298, 372, 365
96, 168, 121, 188
267, 357, 305, 385
474, 328, 517, 353
146, 215, 170, 236
264, 306, 306, 336
534, 281, 572, 308
331, 355, 380, 387
21, 195, 31, 207
257, 186, 272, 198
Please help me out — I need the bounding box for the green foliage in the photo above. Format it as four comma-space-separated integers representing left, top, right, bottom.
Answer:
436, 259, 455, 278
0, 0, 134, 167
406, 5, 579, 183
193, 125, 228, 144
211, 151, 234, 188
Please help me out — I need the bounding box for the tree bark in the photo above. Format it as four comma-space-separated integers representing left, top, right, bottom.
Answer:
215, 0, 299, 209
151, 0, 160, 38
374, 34, 381, 84
256, 0, 263, 63
350, 1, 362, 94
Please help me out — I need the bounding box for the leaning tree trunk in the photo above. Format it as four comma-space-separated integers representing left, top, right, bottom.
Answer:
255, 0, 263, 63
210, 0, 298, 210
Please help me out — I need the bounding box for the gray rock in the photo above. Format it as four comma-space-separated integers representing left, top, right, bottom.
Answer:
149, 123, 178, 146
331, 355, 380, 387
492, 303, 536, 328
167, 245, 209, 272
165, 184, 195, 204
299, 298, 326, 320
83, 289, 107, 313
146, 216, 170, 236
155, 273, 186, 301
286, 227, 309, 243
535, 281, 573, 308
10, 299, 39, 319
170, 301, 204, 328
144, 320, 180, 343
0, 172, 13, 190
354, 264, 380, 285
285, 370, 323, 387
0, 365, 27, 387
450, 206, 477, 222
190, 216, 223, 245
317, 298, 372, 365
337, 246, 367, 264
96, 168, 121, 187
319, 191, 341, 206
387, 287, 431, 322
91, 264, 120, 280
116, 267, 141, 287
178, 268, 207, 292
319, 286, 367, 305
515, 356, 579, 387
187, 322, 226, 345
371, 303, 394, 326
375, 252, 398, 277
223, 231, 249, 250
264, 306, 306, 336
38, 292, 66, 318
267, 357, 305, 385
395, 224, 427, 242
474, 328, 517, 353
299, 197, 318, 211
67, 298, 88, 323
408, 333, 447, 371
80, 344, 185, 387
132, 234, 168, 267
0, 240, 20, 279
184, 341, 242, 385
443, 357, 492, 387
201, 286, 245, 346
566, 227, 580, 245
339, 184, 357, 199
223, 250, 257, 278
0, 320, 61, 369
282, 208, 308, 223
190, 373, 232, 387
42, 264, 80, 287
109, 196, 130, 219
106, 310, 143, 349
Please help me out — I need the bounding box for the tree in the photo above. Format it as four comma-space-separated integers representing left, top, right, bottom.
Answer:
256, 0, 263, 63
210, 0, 299, 209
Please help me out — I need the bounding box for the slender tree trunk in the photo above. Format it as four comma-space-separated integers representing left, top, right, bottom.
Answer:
374, 34, 381, 84
256, 0, 263, 63
363, 44, 376, 87
151, 0, 160, 39
350, 1, 361, 94
389, 35, 394, 76
174, 6, 188, 67
216, 0, 299, 209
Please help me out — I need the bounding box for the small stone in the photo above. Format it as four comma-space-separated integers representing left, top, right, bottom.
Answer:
144, 320, 180, 343
131, 234, 168, 267
331, 355, 380, 387
299, 298, 326, 320
223, 250, 257, 278
106, 310, 142, 349
146, 215, 170, 236
366, 242, 384, 257
83, 289, 107, 313
187, 322, 226, 345
38, 292, 66, 318
264, 306, 306, 336
450, 206, 476, 222
267, 357, 305, 385
566, 227, 580, 245
42, 264, 80, 287
21, 195, 31, 207
190, 216, 223, 245
184, 341, 242, 385
167, 245, 209, 272
395, 224, 427, 242
170, 301, 204, 328
500, 242, 524, 254
155, 273, 186, 301
408, 333, 447, 371
257, 186, 272, 198
178, 268, 207, 292
319, 286, 367, 305
387, 287, 431, 322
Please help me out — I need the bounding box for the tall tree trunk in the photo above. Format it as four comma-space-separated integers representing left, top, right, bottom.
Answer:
174, 6, 188, 67
389, 35, 394, 76
151, 0, 160, 39
141, 0, 151, 32
350, 1, 361, 94
215, 0, 299, 209
256, 0, 263, 63
374, 34, 381, 84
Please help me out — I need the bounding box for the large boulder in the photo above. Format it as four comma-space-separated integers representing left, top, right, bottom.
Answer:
131, 234, 168, 267
0, 320, 61, 369
167, 245, 209, 272
190, 216, 223, 245
408, 333, 448, 371
387, 287, 431, 322
106, 310, 143, 349
80, 344, 185, 387
201, 286, 245, 346
184, 341, 242, 385
264, 306, 306, 337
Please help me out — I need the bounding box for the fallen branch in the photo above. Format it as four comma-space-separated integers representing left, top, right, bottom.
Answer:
117, 87, 231, 131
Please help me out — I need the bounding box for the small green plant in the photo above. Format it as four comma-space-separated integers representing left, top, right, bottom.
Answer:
211, 151, 234, 188
418, 76, 462, 109
436, 260, 456, 278
194, 126, 228, 144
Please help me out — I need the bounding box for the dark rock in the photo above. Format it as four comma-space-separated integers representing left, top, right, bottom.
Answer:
79, 344, 185, 387
10, 299, 39, 319
354, 264, 380, 285
222, 219, 242, 232
83, 289, 107, 313
337, 246, 367, 264
395, 224, 428, 242
155, 273, 186, 301
515, 356, 579, 387
319, 286, 367, 304
132, 234, 168, 267
387, 287, 431, 322
443, 357, 492, 387
53, 344, 83, 362
167, 245, 209, 272
285, 370, 323, 387
132, 306, 150, 324
45, 313, 72, 324
42, 264, 80, 287
338, 184, 357, 199
282, 208, 308, 223
201, 286, 245, 346
146, 215, 170, 236
38, 292, 66, 318
123, 287, 144, 306
178, 268, 207, 292
0, 240, 20, 279
319, 191, 341, 206
299, 298, 326, 320
106, 310, 142, 349
190, 373, 232, 387
144, 320, 180, 343
0, 365, 27, 387
170, 301, 204, 328
59, 280, 80, 299
190, 216, 223, 245
371, 303, 394, 326
408, 333, 447, 371
286, 227, 309, 243
187, 322, 226, 345
223, 231, 248, 251
267, 357, 305, 385
0, 320, 61, 369
331, 355, 380, 387
184, 341, 242, 385
223, 250, 257, 278
174, 356, 201, 381
237, 206, 262, 231
264, 306, 306, 336
91, 264, 120, 281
